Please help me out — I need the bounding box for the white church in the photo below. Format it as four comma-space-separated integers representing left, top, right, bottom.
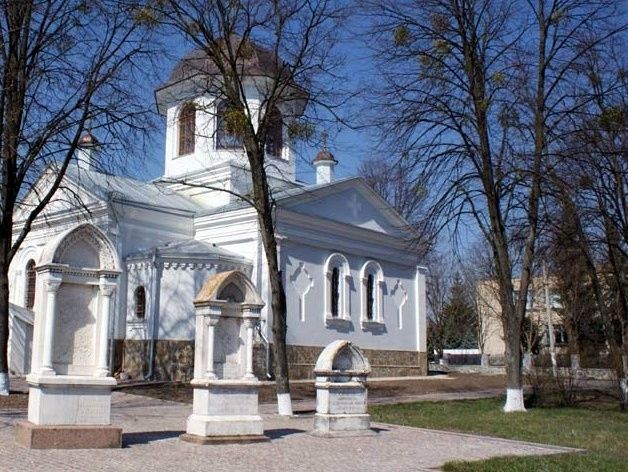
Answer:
8, 45, 428, 382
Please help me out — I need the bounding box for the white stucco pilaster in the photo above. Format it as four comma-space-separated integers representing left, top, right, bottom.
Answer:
415, 265, 427, 352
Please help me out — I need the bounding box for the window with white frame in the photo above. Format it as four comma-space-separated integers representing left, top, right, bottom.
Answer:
360, 260, 384, 324
177, 102, 196, 156
24, 259, 36, 309
134, 286, 146, 320
323, 253, 350, 321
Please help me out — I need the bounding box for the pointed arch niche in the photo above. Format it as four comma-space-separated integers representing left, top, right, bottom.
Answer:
34, 223, 120, 378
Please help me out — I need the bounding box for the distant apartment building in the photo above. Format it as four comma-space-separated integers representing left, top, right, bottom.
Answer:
477, 277, 567, 359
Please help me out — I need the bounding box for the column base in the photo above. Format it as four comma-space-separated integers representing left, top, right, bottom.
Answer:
15, 421, 122, 449
312, 413, 374, 437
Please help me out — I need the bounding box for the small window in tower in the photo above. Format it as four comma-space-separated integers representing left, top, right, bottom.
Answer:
134, 286, 146, 320
331, 267, 340, 318
216, 100, 244, 149
265, 106, 283, 157
25, 259, 36, 309
178, 103, 196, 156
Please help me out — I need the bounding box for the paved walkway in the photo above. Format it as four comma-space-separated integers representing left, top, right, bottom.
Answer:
0, 392, 579, 471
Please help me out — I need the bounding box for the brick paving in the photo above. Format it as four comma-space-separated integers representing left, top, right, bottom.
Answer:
0, 391, 579, 472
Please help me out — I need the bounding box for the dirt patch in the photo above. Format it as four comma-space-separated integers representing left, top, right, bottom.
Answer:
117, 373, 507, 405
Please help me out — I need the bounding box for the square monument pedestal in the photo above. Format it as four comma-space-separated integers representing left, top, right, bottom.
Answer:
312, 380, 375, 437
16, 375, 121, 449
181, 379, 269, 444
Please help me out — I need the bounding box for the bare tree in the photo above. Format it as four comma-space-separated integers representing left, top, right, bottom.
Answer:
363, 0, 624, 411
0, 0, 158, 395
147, 0, 347, 414
547, 39, 628, 407
425, 255, 451, 359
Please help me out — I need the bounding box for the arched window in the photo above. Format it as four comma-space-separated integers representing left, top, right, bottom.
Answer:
331, 267, 340, 317
323, 253, 351, 322
360, 260, 384, 324
265, 106, 283, 157
25, 259, 36, 309
216, 100, 243, 149
366, 274, 374, 320
134, 286, 146, 320
178, 103, 196, 156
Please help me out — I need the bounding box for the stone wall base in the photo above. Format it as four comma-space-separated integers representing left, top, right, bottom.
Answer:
121, 340, 427, 381
15, 421, 122, 449
122, 340, 194, 382
286, 345, 428, 379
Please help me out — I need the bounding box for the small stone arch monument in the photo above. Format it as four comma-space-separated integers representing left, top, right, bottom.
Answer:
312, 340, 374, 437
16, 224, 122, 449
181, 270, 269, 444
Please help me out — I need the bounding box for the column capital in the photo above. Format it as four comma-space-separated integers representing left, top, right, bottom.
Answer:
243, 318, 257, 329
206, 315, 220, 327
45, 278, 62, 293
99, 285, 115, 297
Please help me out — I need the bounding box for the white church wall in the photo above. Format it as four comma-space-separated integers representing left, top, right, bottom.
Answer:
194, 210, 259, 261
281, 241, 420, 352
157, 265, 205, 340
194, 209, 267, 320
8, 311, 33, 376
114, 205, 194, 258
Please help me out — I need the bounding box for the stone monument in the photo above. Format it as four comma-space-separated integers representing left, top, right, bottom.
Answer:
180, 270, 268, 444
312, 340, 374, 437
15, 224, 122, 449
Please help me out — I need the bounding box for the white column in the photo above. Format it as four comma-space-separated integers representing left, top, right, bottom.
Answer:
243, 318, 256, 379
40, 276, 62, 375
96, 280, 115, 377
205, 316, 219, 379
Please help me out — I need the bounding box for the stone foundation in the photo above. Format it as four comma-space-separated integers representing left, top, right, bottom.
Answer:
15, 421, 122, 449
286, 345, 428, 379
121, 339, 149, 380
121, 340, 427, 381
122, 340, 194, 382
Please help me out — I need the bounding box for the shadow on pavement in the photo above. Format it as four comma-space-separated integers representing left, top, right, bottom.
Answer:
265, 428, 306, 440
123, 430, 185, 447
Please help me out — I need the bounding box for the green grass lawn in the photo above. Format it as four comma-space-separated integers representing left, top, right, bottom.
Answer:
370, 397, 628, 471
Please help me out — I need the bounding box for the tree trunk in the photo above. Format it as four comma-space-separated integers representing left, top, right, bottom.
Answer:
259, 214, 291, 415
501, 296, 525, 411
0, 257, 10, 395
247, 146, 292, 415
